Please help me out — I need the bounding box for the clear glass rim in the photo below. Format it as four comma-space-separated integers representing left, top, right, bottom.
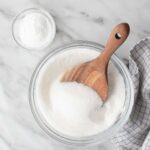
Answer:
12, 8, 56, 51
29, 40, 134, 146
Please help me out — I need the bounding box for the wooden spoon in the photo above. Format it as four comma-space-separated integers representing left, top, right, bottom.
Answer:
62, 23, 130, 101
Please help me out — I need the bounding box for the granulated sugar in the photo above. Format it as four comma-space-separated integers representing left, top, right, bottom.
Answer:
13, 9, 55, 49
35, 48, 125, 137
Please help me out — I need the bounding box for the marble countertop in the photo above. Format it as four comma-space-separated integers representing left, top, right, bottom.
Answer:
0, 0, 150, 149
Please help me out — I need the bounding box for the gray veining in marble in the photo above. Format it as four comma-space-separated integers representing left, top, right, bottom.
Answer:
0, 0, 150, 149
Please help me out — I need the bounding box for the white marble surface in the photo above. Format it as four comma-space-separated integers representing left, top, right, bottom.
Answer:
0, 0, 150, 149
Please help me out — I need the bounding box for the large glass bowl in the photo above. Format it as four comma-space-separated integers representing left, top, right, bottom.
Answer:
29, 41, 134, 147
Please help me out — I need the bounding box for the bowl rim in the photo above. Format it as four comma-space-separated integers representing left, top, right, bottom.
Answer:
29, 40, 134, 146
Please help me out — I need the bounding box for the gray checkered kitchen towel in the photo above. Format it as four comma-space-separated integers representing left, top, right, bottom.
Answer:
113, 38, 150, 150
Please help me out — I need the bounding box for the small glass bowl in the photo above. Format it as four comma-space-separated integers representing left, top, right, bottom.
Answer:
29, 41, 134, 147
12, 8, 56, 50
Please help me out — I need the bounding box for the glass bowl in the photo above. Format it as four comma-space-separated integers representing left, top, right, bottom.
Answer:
29, 41, 134, 147
12, 8, 56, 50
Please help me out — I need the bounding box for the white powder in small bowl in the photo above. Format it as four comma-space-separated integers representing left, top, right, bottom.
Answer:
12, 8, 55, 50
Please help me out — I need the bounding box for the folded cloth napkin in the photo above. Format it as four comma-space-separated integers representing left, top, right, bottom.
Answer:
113, 38, 150, 150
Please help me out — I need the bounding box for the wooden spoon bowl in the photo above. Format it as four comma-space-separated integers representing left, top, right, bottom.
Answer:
62, 23, 130, 101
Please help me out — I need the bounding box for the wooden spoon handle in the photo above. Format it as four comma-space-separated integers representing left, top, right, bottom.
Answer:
98, 23, 130, 64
